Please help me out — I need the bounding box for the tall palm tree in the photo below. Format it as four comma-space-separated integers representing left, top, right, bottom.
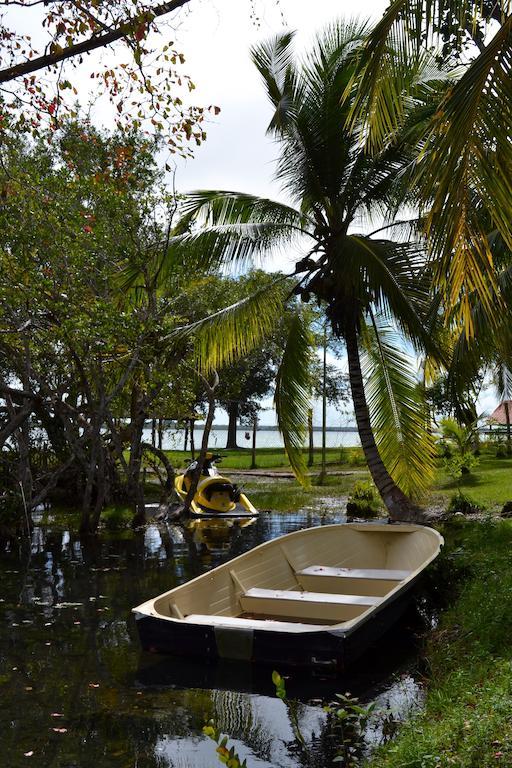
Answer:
161, 21, 447, 519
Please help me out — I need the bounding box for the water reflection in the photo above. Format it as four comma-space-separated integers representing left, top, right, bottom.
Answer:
0, 506, 428, 768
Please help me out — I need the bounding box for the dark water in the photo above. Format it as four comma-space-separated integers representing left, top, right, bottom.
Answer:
0, 508, 426, 768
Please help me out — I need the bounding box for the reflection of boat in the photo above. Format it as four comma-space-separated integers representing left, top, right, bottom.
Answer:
133, 522, 443, 669
175, 453, 258, 518
135, 606, 422, 700
187, 517, 256, 551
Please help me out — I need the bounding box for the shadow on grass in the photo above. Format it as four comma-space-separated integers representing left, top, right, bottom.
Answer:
440, 474, 482, 491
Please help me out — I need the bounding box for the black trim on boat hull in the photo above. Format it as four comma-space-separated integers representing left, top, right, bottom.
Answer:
135, 586, 414, 669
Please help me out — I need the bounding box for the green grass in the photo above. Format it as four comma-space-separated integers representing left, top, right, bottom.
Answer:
369, 519, 512, 768
431, 454, 512, 510
164, 446, 367, 472
244, 472, 369, 512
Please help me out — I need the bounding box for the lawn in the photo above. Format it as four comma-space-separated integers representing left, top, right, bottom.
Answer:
165, 446, 365, 471
433, 454, 512, 509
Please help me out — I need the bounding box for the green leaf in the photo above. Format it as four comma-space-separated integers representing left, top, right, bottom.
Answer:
274, 309, 313, 485
361, 315, 436, 498
172, 277, 289, 373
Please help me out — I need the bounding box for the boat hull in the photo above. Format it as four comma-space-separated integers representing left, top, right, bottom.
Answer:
135, 578, 416, 669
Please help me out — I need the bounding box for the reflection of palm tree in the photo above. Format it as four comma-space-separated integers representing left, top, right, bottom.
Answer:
168, 22, 442, 519
211, 690, 274, 763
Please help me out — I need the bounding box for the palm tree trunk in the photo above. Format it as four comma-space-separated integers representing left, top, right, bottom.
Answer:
344, 320, 423, 522
318, 323, 328, 484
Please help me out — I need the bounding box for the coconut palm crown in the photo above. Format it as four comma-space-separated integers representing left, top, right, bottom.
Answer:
164, 21, 448, 519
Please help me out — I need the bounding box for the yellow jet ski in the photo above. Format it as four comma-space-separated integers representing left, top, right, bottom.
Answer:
174, 453, 258, 519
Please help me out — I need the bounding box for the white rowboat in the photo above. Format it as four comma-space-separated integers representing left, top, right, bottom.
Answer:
133, 522, 443, 668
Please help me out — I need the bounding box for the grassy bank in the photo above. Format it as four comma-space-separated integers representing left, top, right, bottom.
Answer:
369, 518, 512, 768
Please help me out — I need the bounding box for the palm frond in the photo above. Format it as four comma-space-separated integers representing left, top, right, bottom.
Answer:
170, 276, 291, 373
342, 235, 442, 359
346, 2, 512, 332
179, 190, 314, 232
274, 309, 313, 484
150, 191, 315, 280
344, 1, 420, 150
360, 315, 436, 497
447, 257, 512, 405
497, 365, 512, 402
250, 30, 298, 134
419, 17, 512, 334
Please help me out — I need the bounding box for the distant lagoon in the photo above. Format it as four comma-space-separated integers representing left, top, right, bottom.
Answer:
142, 424, 361, 450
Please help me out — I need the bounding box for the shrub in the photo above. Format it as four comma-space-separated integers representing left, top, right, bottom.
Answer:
447, 492, 484, 516
102, 506, 132, 530
346, 448, 366, 467
346, 480, 381, 518
436, 438, 452, 459
444, 452, 479, 479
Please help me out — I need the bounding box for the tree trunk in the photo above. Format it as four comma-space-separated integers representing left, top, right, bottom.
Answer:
344, 320, 424, 522
183, 422, 188, 452
158, 418, 163, 450
141, 442, 176, 503
80, 417, 101, 534
91, 443, 107, 531
127, 385, 147, 528
184, 372, 219, 514
318, 324, 328, 484
307, 408, 314, 467
225, 402, 239, 449
250, 416, 258, 469
190, 418, 195, 459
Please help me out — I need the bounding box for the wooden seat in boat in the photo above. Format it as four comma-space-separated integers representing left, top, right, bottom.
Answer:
239, 588, 380, 622
184, 613, 327, 632
296, 566, 412, 596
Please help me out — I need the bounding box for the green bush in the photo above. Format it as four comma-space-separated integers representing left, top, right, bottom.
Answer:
436, 438, 452, 458
444, 451, 479, 479
102, 506, 132, 530
346, 447, 366, 467
346, 480, 381, 518
338, 445, 348, 464
447, 491, 485, 516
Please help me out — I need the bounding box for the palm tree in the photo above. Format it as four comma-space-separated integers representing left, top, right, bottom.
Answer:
347, 1, 512, 335
161, 21, 447, 519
